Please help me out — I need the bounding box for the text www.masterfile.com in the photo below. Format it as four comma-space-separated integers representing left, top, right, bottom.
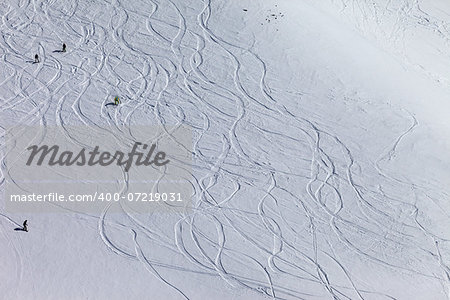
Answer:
9, 192, 184, 202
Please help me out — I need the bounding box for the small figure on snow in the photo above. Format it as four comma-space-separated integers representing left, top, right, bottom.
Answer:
114, 96, 120, 106
62, 43, 66, 52
23, 220, 28, 232
34, 54, 39, 63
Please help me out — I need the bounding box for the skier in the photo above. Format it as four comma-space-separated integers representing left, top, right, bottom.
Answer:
34, 54, 39, 63
23, 220, 28, 232
114, 96, 120, 106
62, 43, 66, 52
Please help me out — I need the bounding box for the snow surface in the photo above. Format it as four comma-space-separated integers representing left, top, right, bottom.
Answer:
1, 0, 450, 299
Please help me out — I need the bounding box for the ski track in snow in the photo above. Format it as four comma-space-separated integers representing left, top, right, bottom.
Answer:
0, 0, 449, 299
311, 0, 450, 86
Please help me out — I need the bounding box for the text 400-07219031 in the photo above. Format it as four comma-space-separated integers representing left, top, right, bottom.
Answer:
97, 192, 183, 202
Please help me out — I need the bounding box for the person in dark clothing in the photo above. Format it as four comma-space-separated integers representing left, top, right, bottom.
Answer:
23, 220, 28, 232
34, 54, 39, 63
62, 43, 66, 52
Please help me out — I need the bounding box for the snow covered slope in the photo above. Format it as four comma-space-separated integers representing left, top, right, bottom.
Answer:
1, 0, 450, 299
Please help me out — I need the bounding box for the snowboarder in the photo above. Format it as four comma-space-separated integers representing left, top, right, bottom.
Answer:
114, 96, 120, 106
34, 54, 39, 63
23, 220, 28, 232
62, 43, 66, 52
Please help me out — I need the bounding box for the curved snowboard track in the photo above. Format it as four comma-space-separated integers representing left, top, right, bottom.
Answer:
1, 0, 450, 299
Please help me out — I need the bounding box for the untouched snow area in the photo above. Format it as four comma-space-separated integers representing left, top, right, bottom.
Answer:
1, 0, 450, 299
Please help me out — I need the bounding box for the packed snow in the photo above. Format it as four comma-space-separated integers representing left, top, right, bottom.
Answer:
1, 0, 450, 299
